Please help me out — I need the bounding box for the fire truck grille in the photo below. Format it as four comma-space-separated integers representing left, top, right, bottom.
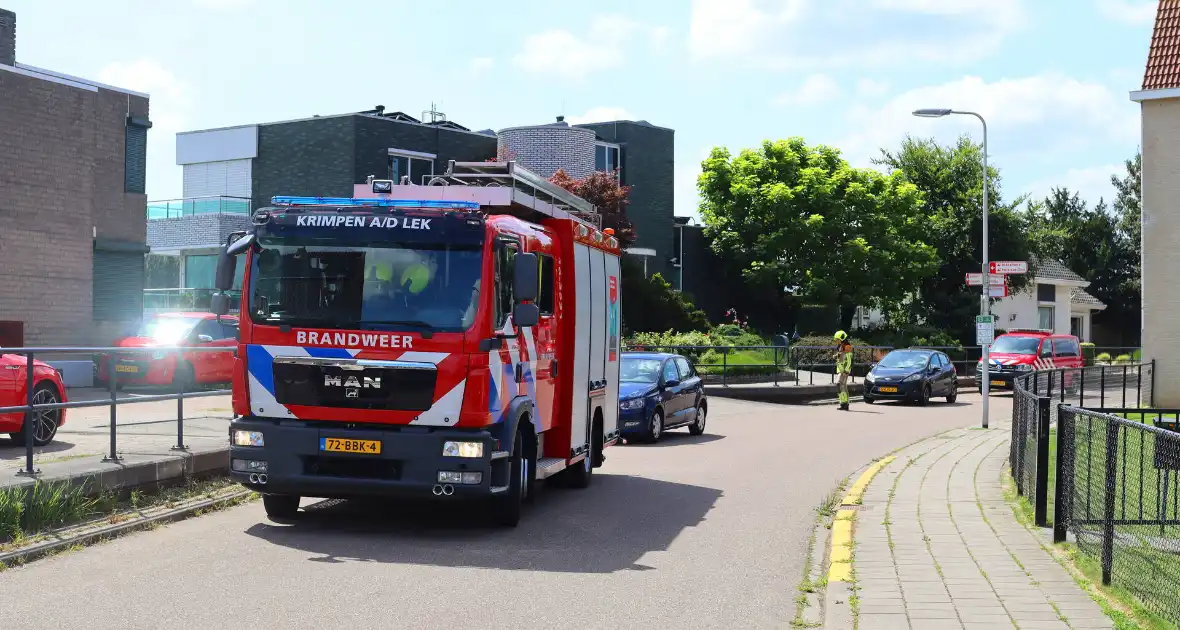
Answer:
271, 362, 437, 411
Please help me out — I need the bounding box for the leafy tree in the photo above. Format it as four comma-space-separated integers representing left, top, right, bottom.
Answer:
874, 135, 1035, 342
549, 169, 637, 247
1111, 151, 1141, 287
698, 138, 939, 331
620, 258, 709, 333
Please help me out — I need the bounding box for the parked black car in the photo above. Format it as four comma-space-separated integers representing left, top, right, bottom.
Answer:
863, 348, 958, 405
618, 352, 708, 443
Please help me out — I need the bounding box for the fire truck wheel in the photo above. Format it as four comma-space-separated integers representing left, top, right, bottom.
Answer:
564, 418, 599, 489
262, 494, 301, 522
490, 432, 524, 527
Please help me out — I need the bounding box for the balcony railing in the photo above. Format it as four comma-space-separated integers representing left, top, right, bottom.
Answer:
144, 288, 241, 314
146, 196, 252, 220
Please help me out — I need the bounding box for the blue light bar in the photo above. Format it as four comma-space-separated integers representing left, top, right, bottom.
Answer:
270, 196, 480, 209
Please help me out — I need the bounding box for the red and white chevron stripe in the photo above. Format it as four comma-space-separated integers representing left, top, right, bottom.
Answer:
1031, 358, 1056, 371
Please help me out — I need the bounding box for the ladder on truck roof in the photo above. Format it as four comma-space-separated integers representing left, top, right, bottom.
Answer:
370, 160, 602, 228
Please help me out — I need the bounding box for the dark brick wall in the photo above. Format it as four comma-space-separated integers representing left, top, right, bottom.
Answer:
0, 9, 14, 66
0, 68, 149, 345
578, 121, 675, 279
252, 114, 498, 209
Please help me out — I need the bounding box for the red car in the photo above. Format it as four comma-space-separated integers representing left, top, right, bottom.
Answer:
975, 329, 1085, 390
0, 353, 68, 446
95, 312, 239, 389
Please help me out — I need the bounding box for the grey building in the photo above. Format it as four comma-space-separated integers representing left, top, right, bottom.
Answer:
0, 7, 151, 347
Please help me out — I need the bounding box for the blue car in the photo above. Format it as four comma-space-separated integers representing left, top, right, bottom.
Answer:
618, 352, 707, 443
863, 348, 959, 405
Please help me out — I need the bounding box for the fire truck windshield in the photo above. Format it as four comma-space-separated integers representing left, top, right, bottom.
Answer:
248, 238, 483, 333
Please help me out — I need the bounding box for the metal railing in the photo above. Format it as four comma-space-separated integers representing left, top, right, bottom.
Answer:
144, 288, 241, 314
0, 347, 234, 477
146, 196, 252, 220
621, 344, 901, 387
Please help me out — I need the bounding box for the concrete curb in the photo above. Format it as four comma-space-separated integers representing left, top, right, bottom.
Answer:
0, 487, 253, 568
3, 446, 230, 497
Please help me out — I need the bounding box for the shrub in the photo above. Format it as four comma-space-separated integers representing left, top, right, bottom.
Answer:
787, 334, 887, 371
1080, 342, 1097, 366
697, 348, 782, 377
1096, 352, 1113, 364
1115, 354, 1133, 364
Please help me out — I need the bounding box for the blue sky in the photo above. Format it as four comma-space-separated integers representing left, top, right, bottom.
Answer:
6, 0, 1157, 219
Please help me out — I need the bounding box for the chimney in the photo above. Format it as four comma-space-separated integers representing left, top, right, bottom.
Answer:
0, 9, 14, 66
556, 115, 565, 123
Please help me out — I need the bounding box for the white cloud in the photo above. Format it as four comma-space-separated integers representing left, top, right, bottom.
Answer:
1095, 0, 1158, 25
688, 0, 1024, 69
856, 78, 890, 98
565, 107, 636, 125
836, 73, 1139, 168
97, 59, 193, 199
675, 146, 716, 221
1024, 164, 1124, 208
775, 74, 840, 106
470, 57, 494, 74
514, 15, 639, 80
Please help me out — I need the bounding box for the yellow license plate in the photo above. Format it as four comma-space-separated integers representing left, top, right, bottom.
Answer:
115, 365, 139, 373
320, 438, 381, 454
878, 386, 898, 393
991, 380, 1006, 386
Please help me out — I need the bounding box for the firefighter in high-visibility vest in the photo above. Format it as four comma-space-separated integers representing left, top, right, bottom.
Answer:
834, 330, 853, 411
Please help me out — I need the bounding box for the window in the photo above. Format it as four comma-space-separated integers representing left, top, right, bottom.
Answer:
537, 254, 555, 315
1053, 337, 1080, 357
193, 318, 224, 341
388, 149, 436, 184
494, 239, 519, 326
931, 354, 944, 368
221, 320, 240, 340
1039, 340, 1054, 358
595, 143, 621, 178
184, 255, 218, 290
1037, 283, 1056, 302
662, 360, 680, 383
1071, 316, 1083, 338
675, 357, 695, 379
125, 116, 151, 193
1038, 306, 1055, 331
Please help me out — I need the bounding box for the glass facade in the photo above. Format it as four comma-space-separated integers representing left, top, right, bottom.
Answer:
146, 196, 251, 220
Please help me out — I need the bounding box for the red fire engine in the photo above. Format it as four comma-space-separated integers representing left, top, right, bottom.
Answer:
211, 161, 622, 526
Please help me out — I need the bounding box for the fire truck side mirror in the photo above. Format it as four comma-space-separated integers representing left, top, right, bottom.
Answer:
513, 253, 539, 303
215, 233, 254, 291
512, 303, 539, 328
211, 293, 231, 317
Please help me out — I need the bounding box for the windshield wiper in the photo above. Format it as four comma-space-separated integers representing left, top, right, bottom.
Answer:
352, 320, 435, 338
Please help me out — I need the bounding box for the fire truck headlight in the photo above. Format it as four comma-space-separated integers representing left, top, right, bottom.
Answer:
232, 430, 265, 447
442, 441, 483, 458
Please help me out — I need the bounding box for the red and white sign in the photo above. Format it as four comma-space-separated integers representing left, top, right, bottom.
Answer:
987, 285, 1009, 298
990, 260, 1028, 275
965, 273, 1005, 286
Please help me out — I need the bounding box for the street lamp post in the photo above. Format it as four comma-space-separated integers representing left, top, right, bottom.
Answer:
913, 108, 990, 429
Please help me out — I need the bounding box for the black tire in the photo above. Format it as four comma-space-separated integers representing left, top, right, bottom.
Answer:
173, 361, 196, 392
946, 381, 958, 404
564, 418, 599, 489
646, 408, 664, 443
863, 395, 875, 404
490, 431, 525, 526
917, 383, 931, 406
262, 494, 301, 522
11, 383, 62, 447
688, 402, 707, 436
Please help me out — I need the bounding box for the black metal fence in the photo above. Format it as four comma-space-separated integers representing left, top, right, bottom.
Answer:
0, 347, 233, 477
1054, 406, 1180, 623
620, 344, 899, 386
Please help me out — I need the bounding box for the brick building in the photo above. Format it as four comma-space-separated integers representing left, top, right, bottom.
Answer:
0, 7, 151, 348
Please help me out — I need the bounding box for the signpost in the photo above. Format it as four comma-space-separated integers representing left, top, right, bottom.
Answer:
990, 260, 1028, 275
965, 273, 1005, 286
987, 285, 1008, 298
975, 314, 995, 346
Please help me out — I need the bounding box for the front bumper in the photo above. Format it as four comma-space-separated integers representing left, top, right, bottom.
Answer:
97, 355, 175, 385
228, 418, 502, 500
864, 380, 922, 399
975, 369, 1031, 389
618, 405, 650, 435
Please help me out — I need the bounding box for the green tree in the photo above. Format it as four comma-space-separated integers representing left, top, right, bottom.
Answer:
699, 138, 939, 331
620, 258, 709, 334
874, 135, 1035, 342
1111, 151, 1141, 288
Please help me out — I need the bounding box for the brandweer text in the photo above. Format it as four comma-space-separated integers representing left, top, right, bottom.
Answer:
296, 331, 414, 348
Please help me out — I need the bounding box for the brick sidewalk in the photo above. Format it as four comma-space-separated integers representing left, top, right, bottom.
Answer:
847, 421, 1114, 630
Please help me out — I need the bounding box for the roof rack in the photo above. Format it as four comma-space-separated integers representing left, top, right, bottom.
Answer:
355, 161, 602, 228
1006, 328, 1053, 334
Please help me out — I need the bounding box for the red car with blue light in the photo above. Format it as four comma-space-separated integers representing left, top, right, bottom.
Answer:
1, 353, 68, 446
95, 312, 239, 389
212, 162, 623, 526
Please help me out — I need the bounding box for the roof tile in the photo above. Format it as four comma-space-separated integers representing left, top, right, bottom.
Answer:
1144, 0, 1180, 91
1032, 257, 1086, 284
1070, 288, 1106, 309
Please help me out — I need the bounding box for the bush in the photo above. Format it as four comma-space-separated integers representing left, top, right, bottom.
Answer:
1081, 342, 1097, 366
697, 348, 782, 377
621, 263, 709, 334
1096, 352, 1113, 364
1116, 354, 1133, 364
787, 334, 888, 371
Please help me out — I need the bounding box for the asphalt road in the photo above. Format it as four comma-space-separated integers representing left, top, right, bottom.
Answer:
0, 393, 1009, 629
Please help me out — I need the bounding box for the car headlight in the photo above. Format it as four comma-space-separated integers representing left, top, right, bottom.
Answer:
232, 430, 264, 447
903, 373, 922, 382
442, 441, 484, 458
865, 372, 875, 383
620, 398, 646, 410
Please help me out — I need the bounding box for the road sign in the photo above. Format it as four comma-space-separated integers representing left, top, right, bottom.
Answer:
987, 285, 1009, 298
976, 320, 995, 345
990, 260, 1028, 275
965, 273, 1005, 286
976, 315, 994, 323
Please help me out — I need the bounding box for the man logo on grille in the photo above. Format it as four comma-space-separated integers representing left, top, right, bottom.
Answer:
324, 375, 382, 388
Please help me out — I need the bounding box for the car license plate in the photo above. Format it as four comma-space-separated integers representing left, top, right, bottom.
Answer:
320, 437, 381, 454
115, 365, 139, 373
991, 380, 1006, 386
878, 386, 898, 393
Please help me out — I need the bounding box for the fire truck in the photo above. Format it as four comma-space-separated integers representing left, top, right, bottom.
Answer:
210, 161, 623, 526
